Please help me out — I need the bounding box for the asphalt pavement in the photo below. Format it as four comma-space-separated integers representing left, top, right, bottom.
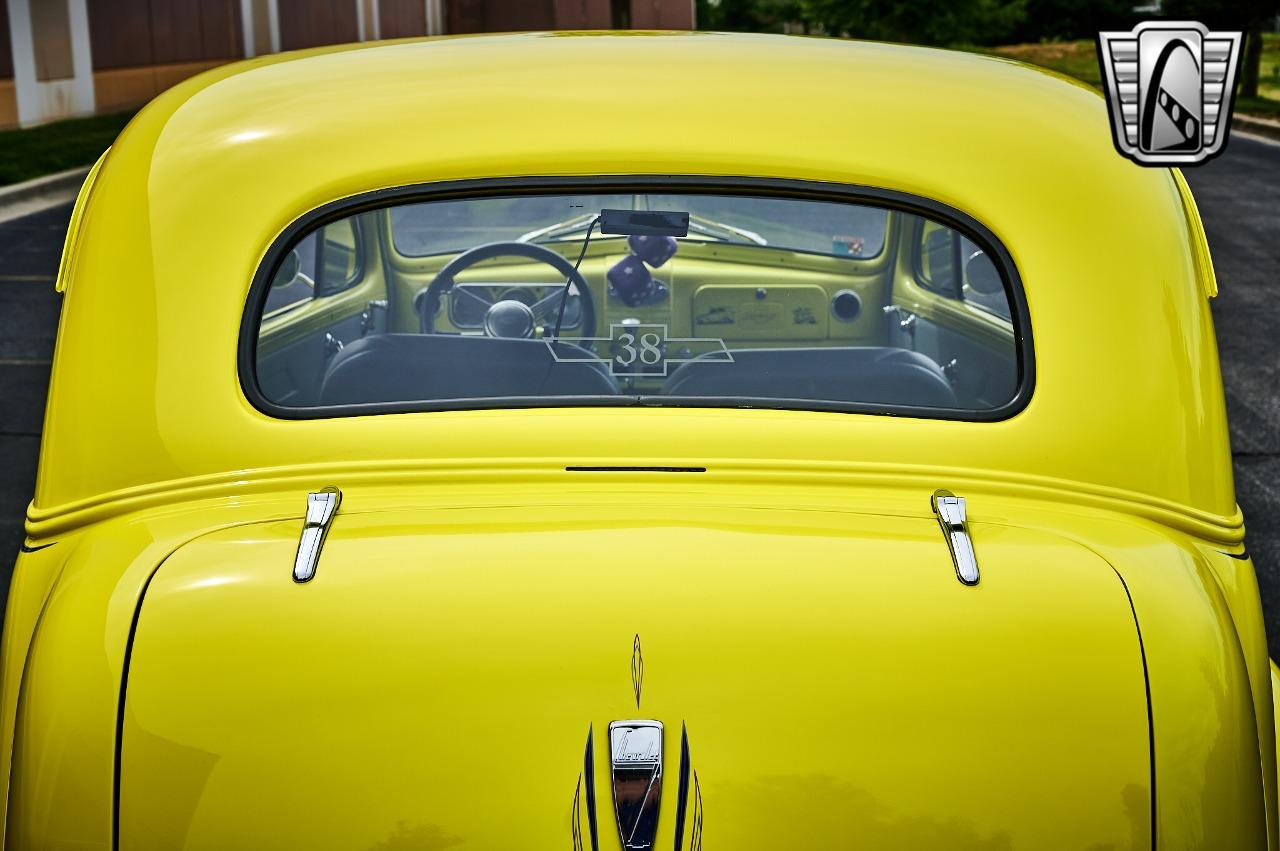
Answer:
0, 138, 1277, 646
0, 202, 67, 616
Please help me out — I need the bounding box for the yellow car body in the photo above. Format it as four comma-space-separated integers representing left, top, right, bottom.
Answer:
1, 31, 1274, 850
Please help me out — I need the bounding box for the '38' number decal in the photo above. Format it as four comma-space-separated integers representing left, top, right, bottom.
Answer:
615, 332, 663, 367
611, 324, 667, 376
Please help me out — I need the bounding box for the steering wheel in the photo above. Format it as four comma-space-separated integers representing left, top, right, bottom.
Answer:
416, 241, 596, 339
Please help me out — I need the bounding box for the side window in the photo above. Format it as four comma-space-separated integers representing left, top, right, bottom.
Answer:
261, 219, 363, 315
263, 231, 317, 314
914, 220, 1010, 321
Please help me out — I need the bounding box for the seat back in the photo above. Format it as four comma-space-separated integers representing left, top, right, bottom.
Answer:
318, 334, 618, 406
662, 347, 958, 409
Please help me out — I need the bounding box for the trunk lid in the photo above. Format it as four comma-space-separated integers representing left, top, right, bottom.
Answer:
119, 499, 1151, 849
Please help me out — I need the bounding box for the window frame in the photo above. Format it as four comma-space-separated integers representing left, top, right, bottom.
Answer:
238, 176, 1035, 423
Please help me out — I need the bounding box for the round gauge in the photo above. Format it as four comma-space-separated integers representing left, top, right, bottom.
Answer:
449, 286, 492, 328
503, 287, 537, 306
831, 289, 862, 323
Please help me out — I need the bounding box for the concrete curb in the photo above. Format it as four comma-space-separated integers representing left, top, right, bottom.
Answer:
1233, 114, 1280, 145
0, 166, 89, 226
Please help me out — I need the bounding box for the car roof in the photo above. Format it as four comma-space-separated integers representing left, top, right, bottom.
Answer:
32, 32, 1234, 539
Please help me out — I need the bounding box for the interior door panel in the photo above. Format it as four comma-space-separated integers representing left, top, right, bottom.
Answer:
886, 216, 1019, 410
257, 312, 365, 406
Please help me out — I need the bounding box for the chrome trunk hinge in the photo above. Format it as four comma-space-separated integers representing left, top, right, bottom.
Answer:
931, 490, 980, 586
293, 487, 342, 583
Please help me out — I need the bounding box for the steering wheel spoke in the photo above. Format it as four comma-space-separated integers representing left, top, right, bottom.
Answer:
530, 286, 574, 326
453, 285, 497, 309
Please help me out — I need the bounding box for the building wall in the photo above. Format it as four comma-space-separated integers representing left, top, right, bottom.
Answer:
2, 0, 694, 129
628, 0, 693, 29
278, 0, 357, 49
379, 0, 427, 39
0, 1, 16, 127
30, 0, 74, 81
88, 0, 243, 115
448, 0, 555, 34
5, 0, 95, 128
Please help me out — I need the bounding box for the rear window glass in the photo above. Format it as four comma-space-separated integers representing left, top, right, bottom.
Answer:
249, 187, 1025, 418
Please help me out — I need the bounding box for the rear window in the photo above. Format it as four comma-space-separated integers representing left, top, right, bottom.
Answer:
246, 184, 1028, 419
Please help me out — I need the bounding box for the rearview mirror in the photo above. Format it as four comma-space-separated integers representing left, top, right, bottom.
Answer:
599, 208, 690, 237
964, 250, 1003, 296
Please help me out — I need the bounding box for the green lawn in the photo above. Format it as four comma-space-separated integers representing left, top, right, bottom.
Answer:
0, 111, 134, 187
987, 40, 1104, 88
981, 35, 1280, 120
1258, 32, 1280, 104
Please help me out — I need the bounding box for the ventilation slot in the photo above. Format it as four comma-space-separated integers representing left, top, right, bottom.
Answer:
565, 466, 706, 473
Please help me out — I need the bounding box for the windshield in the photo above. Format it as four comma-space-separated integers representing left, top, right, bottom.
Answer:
250, 187, 1024, 418
390, 194, 889, 259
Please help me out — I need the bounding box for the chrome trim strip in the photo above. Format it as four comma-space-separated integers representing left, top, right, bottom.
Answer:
293, 487, 341, 583
931, 489, 980, 585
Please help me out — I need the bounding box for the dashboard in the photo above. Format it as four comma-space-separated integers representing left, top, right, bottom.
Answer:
426, 240, 893, 353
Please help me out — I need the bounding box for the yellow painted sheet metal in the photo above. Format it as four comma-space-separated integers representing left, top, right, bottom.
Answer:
3, 484, 1269, 848
117, 504, 1150, 850
31, 33, 1236, 535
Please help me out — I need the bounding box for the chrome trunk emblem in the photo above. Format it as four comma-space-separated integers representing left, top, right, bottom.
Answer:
609, 719, 663, 850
